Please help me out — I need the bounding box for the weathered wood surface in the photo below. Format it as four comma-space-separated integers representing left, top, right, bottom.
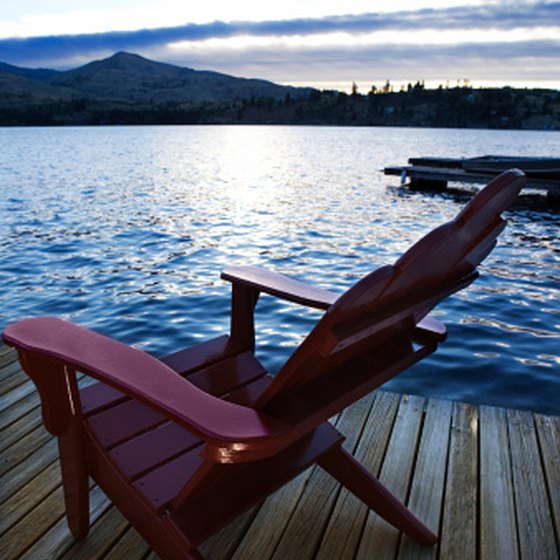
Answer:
1, 344, 558, 559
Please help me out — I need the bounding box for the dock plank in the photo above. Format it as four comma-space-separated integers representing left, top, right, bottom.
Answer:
228, 473, 309, 559
103, 526, 151, 560
0, 406, 43, 454
0, 392, 41, 431
479, 405, 519, 559
508, 409, 559, 560
0, 460, 61, 536
0, 483, 67, 559
269, 465, 339, 560
534, 414, 560, 546
0, 362, 26, 395
397, 397, 453, 560
0, 438, 58, 502
0, 378, 36, 413
356, 394, 425, 560
201, 509, 260, 560
0, 423, 53, 476
17, 485, 111, 560
439, 401, 478, 560
59, 505, 129, 560
0, 347, 18, 370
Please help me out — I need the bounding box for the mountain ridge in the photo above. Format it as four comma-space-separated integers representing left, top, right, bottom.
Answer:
1, 51, 313, 105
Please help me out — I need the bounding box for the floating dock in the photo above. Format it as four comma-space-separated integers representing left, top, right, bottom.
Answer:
385, 156, 560, 205
1, 342, 559, 559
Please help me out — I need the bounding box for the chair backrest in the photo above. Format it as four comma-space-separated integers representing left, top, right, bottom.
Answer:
256, 169, 525, 406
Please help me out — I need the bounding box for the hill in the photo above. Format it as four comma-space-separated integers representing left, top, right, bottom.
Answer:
0, 52, 558, 129
44, 52, 310, 104
0, 51, 312, 124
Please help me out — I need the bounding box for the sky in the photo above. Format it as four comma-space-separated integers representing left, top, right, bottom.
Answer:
0, 1, 559, 92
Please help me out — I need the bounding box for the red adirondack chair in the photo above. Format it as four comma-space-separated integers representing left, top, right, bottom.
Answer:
3, 170, 525, 559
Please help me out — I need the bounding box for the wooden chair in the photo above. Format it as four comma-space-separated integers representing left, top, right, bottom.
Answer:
3, 170, 525, 559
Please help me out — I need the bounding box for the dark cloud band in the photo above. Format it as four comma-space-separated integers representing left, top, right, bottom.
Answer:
1, 1, 558, 68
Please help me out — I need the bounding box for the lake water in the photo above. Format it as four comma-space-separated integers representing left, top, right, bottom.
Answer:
1, 125, 559, 415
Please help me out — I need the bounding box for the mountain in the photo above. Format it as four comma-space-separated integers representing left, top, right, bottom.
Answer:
1, 52, 312, 105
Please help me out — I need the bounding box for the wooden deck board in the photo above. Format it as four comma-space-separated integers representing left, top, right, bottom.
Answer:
440, 402, 478, 560
508, 409, 558, 560
534, 414, 560, 547
0, 406, 43, 454
397, 397, 452, 560
103, 526, 151, 560
1, 344, 558, 560
356, 394, 426, 560
479, 405, 519, 559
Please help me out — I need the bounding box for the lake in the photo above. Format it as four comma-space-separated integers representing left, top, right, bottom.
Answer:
1, 125, 559, 414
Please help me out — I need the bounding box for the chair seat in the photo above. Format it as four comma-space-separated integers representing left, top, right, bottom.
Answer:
79, 339, 344, 545
80, 336, 274, 512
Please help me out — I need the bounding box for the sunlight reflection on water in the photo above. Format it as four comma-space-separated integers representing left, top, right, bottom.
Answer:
1, 125, 559, 414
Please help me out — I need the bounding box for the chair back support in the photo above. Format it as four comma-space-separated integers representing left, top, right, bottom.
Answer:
257, 170, 525, 405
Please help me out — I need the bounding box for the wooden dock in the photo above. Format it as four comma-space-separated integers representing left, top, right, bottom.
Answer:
384, 162, 560, 204
1, 341, 559, 559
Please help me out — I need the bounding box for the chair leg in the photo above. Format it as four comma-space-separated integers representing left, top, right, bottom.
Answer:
318, 445, 437, 546
58, 426, 90, 539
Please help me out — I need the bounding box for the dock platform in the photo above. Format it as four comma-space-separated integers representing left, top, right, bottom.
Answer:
384, 157, 560, 204
1, 342, 559, 559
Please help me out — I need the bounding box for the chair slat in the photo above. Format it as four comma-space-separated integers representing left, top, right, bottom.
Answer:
160, 335, 243, 375
186, 352, 267, 395
109, 373, 272, 481
110, 422, 201, 481
88, 399, 166, 449
134, 448, 205, 511
81, 382, 128, 417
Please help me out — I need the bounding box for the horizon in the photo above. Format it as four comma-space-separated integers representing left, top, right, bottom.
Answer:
4, 49, 560, 95
1, 1, 559, 92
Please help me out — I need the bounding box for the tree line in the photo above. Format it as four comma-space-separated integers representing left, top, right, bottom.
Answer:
1, 85, 558, 130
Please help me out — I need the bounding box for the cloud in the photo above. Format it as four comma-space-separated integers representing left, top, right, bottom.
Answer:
0, 1, 558, 88
164, 38, 560, 85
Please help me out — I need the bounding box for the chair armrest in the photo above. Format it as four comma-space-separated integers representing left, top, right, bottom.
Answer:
3, 318, 290, 462
221, 265, 338, 310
